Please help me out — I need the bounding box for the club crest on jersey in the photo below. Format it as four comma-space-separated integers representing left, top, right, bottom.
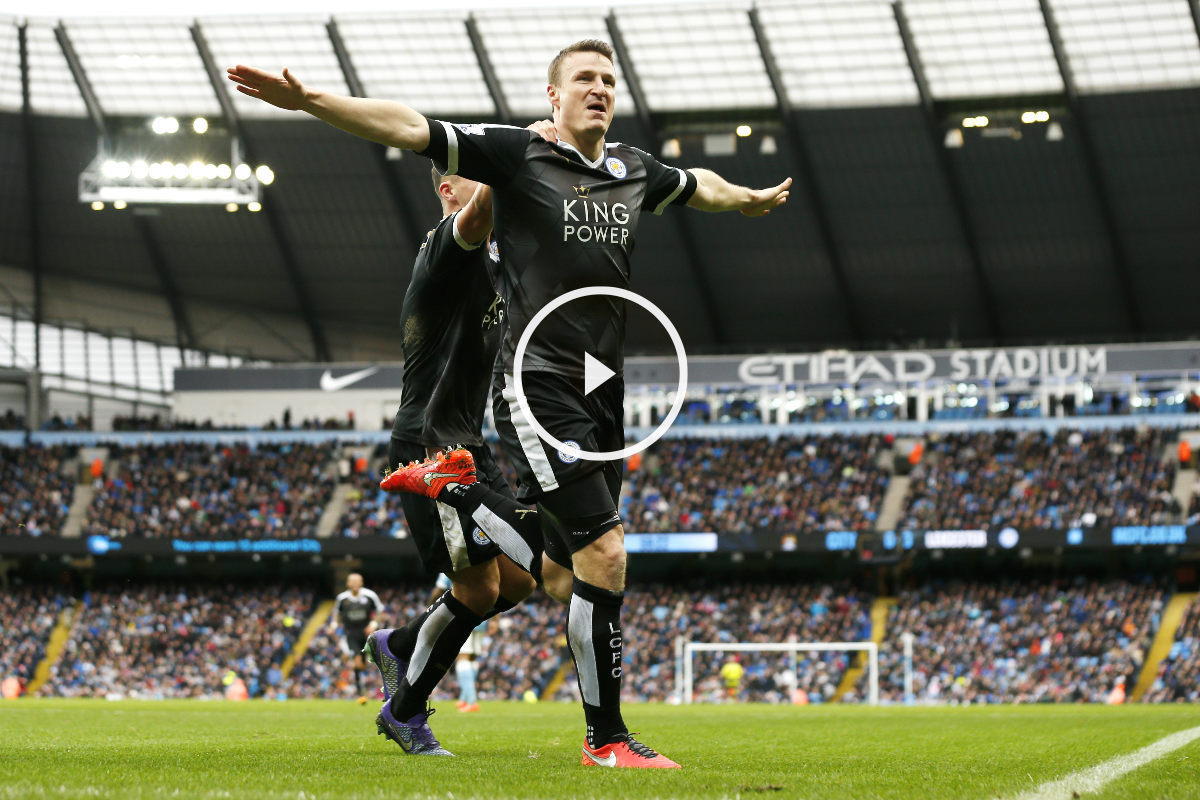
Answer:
558, 440, 582, 464
471, 527, 492, 546
605, 157, 627, 179
454, 123, 486, 136
488, 240, 499, 262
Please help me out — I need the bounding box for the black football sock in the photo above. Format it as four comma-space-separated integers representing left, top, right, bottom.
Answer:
387, 592, 445, 662
438, 483, 541, 579
390, 591, 483, 721
353, 666, 363, 695
567, 577, 628, 748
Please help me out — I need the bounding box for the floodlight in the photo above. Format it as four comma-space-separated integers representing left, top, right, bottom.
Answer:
193, 117, 209, 134
255, 165, 275, 186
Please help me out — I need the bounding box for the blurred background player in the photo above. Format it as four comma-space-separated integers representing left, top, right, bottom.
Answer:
433, 573, 484, 713
720, 655, 744, 701
328, 573, 385, 704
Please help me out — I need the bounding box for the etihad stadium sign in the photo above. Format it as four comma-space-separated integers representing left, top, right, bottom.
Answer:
736, 345, 1110, 385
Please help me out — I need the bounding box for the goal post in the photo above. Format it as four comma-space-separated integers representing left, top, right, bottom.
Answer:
677, 641, 879, 706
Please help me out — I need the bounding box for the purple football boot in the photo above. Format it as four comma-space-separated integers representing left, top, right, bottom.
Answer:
362, 628, 405, 701
376, 704, 454, 756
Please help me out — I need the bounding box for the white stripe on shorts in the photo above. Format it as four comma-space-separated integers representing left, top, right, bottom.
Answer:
501, 373, 559, 493
472, 503, 535, 574
436, 500, 469, 572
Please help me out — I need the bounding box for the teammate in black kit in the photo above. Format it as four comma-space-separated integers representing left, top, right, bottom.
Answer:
357, 150, 563, 755
328, 573, 384, 703
229, 40, 788, 768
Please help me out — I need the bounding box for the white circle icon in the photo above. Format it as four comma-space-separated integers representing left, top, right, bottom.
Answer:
512, 286, 688, 462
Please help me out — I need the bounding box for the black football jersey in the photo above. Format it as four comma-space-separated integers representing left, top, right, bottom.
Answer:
419, 120, 696, 381
391, 212, 503, 447
333, 588, 384, 630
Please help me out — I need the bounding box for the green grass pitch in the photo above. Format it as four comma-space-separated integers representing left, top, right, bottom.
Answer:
1, 700, 1198, 799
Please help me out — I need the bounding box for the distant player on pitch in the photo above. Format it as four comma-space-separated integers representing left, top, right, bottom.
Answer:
328, 573, 384, 703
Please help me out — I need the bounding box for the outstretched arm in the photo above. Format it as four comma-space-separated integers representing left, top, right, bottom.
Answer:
226, 66, 430, 151
686, 169, 792, 217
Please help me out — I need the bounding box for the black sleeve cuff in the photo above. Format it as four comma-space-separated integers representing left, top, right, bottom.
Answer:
418, 117, 450, 173
676, 169, 698, 207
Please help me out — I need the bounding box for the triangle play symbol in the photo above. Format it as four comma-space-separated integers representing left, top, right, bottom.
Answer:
583, 352, 616, 396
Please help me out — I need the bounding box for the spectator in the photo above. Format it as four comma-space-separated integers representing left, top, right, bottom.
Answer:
81, 442, 337, 539
900, 428, 1178, 530
864, 579, 1162, 704
1, 445, 76, 536
624, 435, 890, 535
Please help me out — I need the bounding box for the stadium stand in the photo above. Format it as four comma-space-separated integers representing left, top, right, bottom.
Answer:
333, 469, 407, 539
899, 428, 1180, 530
623, 435, 890, 534
1, 444, 76, 537
41, 582, 314, 699
1141, 595, 1200, 703
866, 579, 1163, 704
80, 442, 337, 539
0, 583, 73, 691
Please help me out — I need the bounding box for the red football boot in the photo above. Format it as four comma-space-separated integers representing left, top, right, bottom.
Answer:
380, 448, 477, 498
580, 735, 681, 769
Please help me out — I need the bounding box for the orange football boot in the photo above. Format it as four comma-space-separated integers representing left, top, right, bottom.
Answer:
580, 735, 681, 769
380, 448, 477, 498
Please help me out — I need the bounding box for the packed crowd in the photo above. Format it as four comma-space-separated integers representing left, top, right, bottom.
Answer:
0, 583, 73, 694
0, 409, 24, 430
42, 582, 314, 699
865, 579, 1162, 704
333, 469, 407, 539
1, 444, 76, 537
623, 435, 890, 534
16, 576, 1200, 705
899, 428, 1179, 530
1141, 594, 1200, 703
81, 442, 337, 539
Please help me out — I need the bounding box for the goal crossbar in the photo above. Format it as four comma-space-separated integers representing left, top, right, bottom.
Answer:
678, 641, 878, 706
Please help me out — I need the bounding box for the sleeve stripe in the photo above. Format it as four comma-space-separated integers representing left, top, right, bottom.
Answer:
441, 121, 460, 176
451, 212, 482, 251
654, 168, 688, 215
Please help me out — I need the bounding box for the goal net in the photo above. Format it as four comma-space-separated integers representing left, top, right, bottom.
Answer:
675, 641, 879, 705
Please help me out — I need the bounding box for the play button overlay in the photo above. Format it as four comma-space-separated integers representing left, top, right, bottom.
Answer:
513, 286, 688, 463
583, 352, 615, 395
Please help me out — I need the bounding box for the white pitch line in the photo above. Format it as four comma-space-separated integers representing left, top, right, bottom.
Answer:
1005, 724, 1200, 800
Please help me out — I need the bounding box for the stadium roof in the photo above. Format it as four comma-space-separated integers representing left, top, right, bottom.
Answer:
1, 0, 1199, 361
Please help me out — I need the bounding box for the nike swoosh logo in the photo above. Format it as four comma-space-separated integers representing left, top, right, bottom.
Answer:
320, 366, 379, 392
397, 728, 414, 751
423, 472, 460, 486
582, 748, 617, 767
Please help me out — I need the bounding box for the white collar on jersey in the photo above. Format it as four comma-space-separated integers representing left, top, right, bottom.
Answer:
555, 138, 617, 170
